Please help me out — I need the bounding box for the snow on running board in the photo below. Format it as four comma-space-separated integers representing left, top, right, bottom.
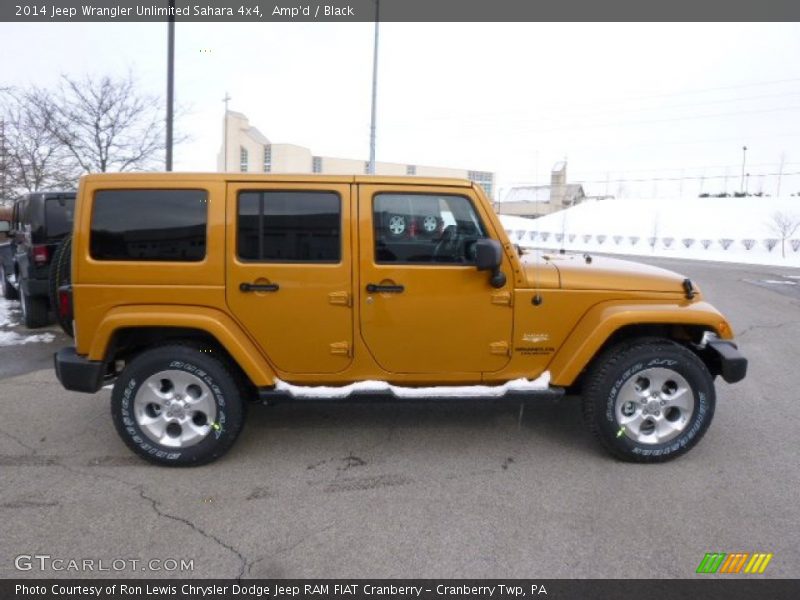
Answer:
273, 373, 551, 399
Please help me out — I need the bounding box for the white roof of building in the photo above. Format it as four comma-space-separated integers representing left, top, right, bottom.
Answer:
245, 126, 270, 145
501, 186, 552, 203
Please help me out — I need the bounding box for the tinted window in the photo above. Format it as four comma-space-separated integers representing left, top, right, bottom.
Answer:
45, 197, 75, 238
91, 190, 207, 261
374, 193, 486, 264
238, 191, 340, 262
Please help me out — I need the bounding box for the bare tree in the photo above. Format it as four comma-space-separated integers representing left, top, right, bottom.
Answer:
0, 88, 77, 195
768, 211, 800, 258
39, 73, 168, 173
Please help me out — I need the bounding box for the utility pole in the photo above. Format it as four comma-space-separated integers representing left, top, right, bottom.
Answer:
222, 92, 231, 171
367, 0, 380, 174
0, 118, 6, 201
776, 152, 786, 197
740, 145, 747, 193
165, 0, 175, 171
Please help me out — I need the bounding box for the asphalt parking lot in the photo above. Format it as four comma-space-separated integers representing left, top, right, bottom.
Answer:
1, 257, 798, 579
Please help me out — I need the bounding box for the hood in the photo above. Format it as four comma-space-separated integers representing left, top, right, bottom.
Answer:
522, 253, 693, 294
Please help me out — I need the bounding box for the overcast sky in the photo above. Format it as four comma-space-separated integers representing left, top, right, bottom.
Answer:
2, 22, 800, 197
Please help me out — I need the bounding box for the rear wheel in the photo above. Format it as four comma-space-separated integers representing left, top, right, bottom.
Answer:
0, 264, 18, 300
582, 339, 715, 463
49, 236, 73, 337
20, 290, 49, 328
111, 344, 247, 466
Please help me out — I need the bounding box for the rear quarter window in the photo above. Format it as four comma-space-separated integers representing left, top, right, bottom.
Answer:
45, 197, 75, 238
90, 189, 208, 261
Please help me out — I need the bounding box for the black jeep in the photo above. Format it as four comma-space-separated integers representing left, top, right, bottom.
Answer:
0, 191, 75, 328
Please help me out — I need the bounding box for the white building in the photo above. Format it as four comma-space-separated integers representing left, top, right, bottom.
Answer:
217, 111, 495, 198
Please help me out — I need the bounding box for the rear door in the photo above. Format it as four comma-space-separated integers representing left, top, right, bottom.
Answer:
358, 184, 513, 375
226, 181, 354, 374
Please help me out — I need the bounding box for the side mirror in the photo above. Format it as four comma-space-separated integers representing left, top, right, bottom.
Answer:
474, 238, 507, 288
0, 220, 10, 234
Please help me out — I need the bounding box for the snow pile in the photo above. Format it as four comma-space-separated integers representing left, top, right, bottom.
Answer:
0, 330, 56, 347
274, 372, 551, 399
499, 196, 800, 266
0, 297, 56, 346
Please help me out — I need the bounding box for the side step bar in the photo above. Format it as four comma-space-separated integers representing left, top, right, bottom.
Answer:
257, 379, 565, 404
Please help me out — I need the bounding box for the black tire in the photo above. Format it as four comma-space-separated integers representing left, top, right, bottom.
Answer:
49, 235, 73, 337
582, 339, 716, 463
20, 290, 49, 328
0, 263, 19, 300
111, 343, 247, 467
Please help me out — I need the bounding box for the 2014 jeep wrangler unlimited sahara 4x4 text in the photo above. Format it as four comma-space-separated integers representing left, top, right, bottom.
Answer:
54, 173, 746, 466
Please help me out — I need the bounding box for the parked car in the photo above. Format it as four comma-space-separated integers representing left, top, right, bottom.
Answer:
0, 191, 75, 327
54, 173, 746, 466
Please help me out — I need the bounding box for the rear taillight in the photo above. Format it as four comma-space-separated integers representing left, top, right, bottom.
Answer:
32, 244, 49, 265
58, 285, 73, 321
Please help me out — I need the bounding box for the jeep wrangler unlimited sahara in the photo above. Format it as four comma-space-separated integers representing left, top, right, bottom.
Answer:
54, 173, 746, 466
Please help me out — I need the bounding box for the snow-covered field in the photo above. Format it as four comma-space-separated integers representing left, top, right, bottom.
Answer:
0, 297, 55, 347
499, 196, 800, 267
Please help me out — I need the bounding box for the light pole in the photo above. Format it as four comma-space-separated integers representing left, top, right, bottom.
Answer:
739, 145, 747, 193
367, 0, 380, 175
165, 0, 175, 171
222, 92, 231, 171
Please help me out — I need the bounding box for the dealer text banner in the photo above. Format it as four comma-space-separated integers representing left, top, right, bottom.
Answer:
2, 0, 800, 22
4, 579, 800, 600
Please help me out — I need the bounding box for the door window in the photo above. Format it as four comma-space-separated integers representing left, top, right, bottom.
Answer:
237, 191, 340, 262
373, 193, 486, 264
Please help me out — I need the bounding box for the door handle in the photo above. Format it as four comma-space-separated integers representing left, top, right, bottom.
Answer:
240, 282, 280, 293
366, 283, 404, 294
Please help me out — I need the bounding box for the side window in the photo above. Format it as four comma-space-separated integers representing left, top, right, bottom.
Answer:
237, 191, 340, 262
90, 189, 208, 261
45, 197, 75, 238
373, 193, 486, 264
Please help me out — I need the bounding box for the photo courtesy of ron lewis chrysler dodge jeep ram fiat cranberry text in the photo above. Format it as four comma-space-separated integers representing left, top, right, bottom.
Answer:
53, 173, 746, 466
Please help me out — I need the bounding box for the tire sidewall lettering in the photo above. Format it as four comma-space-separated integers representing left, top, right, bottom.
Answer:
116, 359, 230, 462
603, 349, 713, 459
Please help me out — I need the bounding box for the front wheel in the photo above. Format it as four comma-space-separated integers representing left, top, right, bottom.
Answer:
111, 344, 247, 466
582, 339, 716, 463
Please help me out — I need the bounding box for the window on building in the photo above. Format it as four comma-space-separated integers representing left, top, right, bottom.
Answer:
312, 156, 322, 173
468, 170, 494, 199
237, 191, 340, 262
240, 147, 248, 172
90, 190, 208, 261
406, 165, 416, 176
263, 145, 272, 173
373, 193, 486, 264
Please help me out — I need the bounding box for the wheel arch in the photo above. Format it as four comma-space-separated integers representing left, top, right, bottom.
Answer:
88, 305, 276, 388
549, 300, 733, 388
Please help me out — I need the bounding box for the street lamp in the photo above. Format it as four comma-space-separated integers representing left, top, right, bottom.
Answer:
367, 0, 380, 175
739, 145, 747, 193
165, 0, 175, 171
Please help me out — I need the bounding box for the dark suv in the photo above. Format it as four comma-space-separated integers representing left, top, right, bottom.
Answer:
0, 191, 75, 328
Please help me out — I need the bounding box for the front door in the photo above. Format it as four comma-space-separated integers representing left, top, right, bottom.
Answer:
358, 184, 513, 375
226, 182, 353, 374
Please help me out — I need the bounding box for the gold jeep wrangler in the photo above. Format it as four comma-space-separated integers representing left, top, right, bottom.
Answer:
54, 173, 746, 466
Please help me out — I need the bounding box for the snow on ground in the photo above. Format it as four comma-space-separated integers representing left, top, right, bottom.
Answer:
499, 196, 800, 267
275, 373, 551, 399
0, 297, 56, 346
